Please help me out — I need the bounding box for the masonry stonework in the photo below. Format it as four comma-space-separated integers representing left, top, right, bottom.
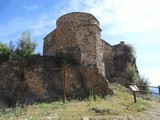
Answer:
44, 12, 105, 76
43, 12, 139, 84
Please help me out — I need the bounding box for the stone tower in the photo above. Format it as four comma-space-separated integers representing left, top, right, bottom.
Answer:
43, 12, 105, 76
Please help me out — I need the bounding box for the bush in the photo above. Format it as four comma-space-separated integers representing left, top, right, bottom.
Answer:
0, 32, 37, 64
126, 63, 150, 92
126, 63, 140, 83
15, 31, 37, 58
138, 75, 150, 92
0, 43, 11, 64
123, 44, 136, 57
139, 76, 150, 86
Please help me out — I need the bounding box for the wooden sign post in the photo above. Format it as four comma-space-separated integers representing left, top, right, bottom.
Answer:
63, 65, 67, 103
129, 85, 140, 103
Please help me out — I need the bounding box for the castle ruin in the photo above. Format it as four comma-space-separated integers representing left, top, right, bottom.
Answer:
43, 12, 105, 76
43, 12, 139, 86
0, 12, 139, 105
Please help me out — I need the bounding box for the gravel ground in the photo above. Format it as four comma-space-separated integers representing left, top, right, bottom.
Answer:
135, 105, 160, 120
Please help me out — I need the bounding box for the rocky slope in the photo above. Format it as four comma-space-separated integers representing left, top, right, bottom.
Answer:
0, 56, 113, 106
0, 42, 140, 106
103, 41, 139, 86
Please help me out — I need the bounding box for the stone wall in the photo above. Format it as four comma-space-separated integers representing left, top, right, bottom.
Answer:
56, 12, 99, 28
43, 12, 140, 85
44, 12, 105, 76
43, 30, 57, 56
102, 40, 113, 79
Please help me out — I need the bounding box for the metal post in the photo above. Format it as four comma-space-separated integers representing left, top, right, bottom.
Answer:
133, 92, 137, 103
158, 85, 160, 95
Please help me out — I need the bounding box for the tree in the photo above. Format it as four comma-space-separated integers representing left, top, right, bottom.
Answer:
0, 32, 37, 64
15, 31, 37, 58
0, 42, 11, 64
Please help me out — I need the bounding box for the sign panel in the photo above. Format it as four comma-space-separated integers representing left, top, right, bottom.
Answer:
129, 85, 140, 92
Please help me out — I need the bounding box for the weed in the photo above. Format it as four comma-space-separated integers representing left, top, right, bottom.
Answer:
0, 83, 156, 119
87, 92, 101, 106
128, 100, 149, 112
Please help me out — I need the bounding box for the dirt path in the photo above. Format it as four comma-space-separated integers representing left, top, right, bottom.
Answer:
135, 104, 160, 120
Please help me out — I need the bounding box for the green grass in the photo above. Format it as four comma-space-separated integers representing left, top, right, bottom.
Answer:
0, 101, 67, 120
0, 83, 159, 120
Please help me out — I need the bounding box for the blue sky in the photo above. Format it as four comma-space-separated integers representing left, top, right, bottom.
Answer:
0, 0, 160, 86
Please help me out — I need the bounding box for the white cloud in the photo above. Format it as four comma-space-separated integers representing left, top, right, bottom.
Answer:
0, 13, 56, 38
138, 52, 160, 62
140, 69, 160, 86
2, 0, 160, 39
109, 14, 160, 34
71, 0, 160, 34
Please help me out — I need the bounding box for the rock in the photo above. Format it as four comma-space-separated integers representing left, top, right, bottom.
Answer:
0, 57, 113, 106
111, 77, 128, 86
91, 107, 118, 115
82, 116, 89, 120
5, 108, 12, 113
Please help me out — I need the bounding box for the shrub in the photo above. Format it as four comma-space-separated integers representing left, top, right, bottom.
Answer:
138, 75, 150, 92
126, 63, 150, 92
0, 43, 11, 64
123, 44, 136, 57
0, 32, 37, 64
15, 31, 37, 58
126, 63, 140, 83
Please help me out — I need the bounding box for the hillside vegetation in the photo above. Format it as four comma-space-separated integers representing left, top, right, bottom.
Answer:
0, 83, 159, 120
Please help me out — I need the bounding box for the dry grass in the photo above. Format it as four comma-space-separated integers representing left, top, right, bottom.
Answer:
0, 83, 159, 120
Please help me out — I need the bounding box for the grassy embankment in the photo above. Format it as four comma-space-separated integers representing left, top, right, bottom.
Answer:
0, 83, 159, 120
